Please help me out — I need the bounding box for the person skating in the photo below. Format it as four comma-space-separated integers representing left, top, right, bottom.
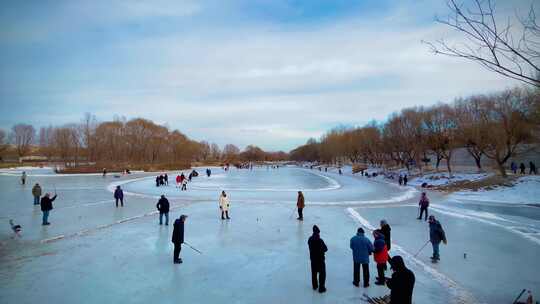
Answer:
181, 178, 187, 191
386, 256, 415, 304
21, 171, 27, 185
219, 191, 230, 219
32, 183, 42, 205
511, 162, 517, 174
176, 174, 181, 187
308, 225, 327, 293
156, 195, 170, 225
417, 192, 429, 221
530, 161, 537, 175
159, 175, 165, 186
164, 173, 168, 185
373, 230, 389, 285
520, 163, 526, 174
172, 214, 188, 264
428, 215, 447, 262
114, 185, 124, 207
403, 174, 408, 186
380, 219, 391, 251
40, 193, 57, 225
155, 176, 160, 187
350, 227, 373, 288
398, 175, 403, 186
297, 191, 305, 221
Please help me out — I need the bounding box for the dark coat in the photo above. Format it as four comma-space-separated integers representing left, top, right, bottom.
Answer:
171, 219, 184, 244
114, 188, 123, 199
40, 195, 57, 211
381, 224, 391, 250
156, 197, 170, 213
429, 220, 447, 244
308, 233, 328, 263
387, 257, 415, 304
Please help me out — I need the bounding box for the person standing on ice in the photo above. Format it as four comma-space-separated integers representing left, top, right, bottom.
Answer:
386, 256, 415, 304
308, 225, 327, 293
32, 183, 42, 205
380, 220, 391, 251
164, 173, 168, 185
350, 227, 373, 288
172, 214, 187, 264
520, 162, 526, 174
181, 178, 188, 191
398, 175, 403, 186
403, 174, 408, 186
155, 176, 160, 187
219, 191, 230, 219
428, 215, 447, 262
114, 185, 124, 207
530, 161, 537, 175
21, 171, 27, 185
40, 193, 57, 225
176, 174, 181, 187
511, 161, 517, 174
373, 230, 389, 285
417, 192, 429, 221
156, 195, 170, 225
206, 168, 211, 177
297, 191, 305, 221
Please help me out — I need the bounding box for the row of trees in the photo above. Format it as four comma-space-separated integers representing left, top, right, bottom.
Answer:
0, 114, 288, 167
290, 87, 540, 177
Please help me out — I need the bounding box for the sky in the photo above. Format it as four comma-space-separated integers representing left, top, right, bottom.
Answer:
0, 0, 534, 151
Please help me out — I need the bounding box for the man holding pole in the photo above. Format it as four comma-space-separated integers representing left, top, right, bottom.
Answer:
429, 215, 447, 262
172, 214, 188, 264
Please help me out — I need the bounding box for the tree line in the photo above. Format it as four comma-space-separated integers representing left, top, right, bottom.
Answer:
0, 113, 288, 168
290, 86, 540, 177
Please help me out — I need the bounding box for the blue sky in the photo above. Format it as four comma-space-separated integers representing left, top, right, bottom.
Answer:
0, 0, 532, 151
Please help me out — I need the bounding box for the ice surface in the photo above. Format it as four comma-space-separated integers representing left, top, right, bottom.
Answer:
1, 166, 538, 304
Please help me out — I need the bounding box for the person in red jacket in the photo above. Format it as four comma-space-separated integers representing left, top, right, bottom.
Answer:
373, 229, 389, 285
176, 175, 181, 188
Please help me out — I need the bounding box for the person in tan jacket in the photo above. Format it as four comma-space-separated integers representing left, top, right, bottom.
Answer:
32, 183, 42, 205
297, 191, 305, 221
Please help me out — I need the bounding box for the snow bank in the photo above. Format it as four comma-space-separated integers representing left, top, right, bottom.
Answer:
409, 172, 491, 187
450, 175, 540, 205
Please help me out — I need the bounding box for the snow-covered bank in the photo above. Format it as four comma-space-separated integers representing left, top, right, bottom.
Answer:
450, 175, 540, 205
408, 172, 492, 187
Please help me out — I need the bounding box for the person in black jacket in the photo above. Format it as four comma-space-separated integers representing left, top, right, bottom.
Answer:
156, 195, 170, 225
308, 225, 328, 293
40, 193, 58, 225
387, 255, 415, 304
171, 215, 187, 264
380, 219, 391, 251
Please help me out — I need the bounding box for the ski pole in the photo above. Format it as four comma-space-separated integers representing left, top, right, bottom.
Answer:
512, 289, 526, 304
183, 241, 203, 255
413, 240, 430, 257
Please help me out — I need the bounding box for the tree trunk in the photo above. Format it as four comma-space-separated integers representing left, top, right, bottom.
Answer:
497, 161, 507, 178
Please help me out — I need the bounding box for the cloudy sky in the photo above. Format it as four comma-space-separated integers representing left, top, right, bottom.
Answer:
0, 0, 532, 151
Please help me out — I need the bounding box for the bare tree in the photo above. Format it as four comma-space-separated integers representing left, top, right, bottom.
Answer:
0, 129, 8, 157
10, 124, 36, 158
424, 0, 540, 87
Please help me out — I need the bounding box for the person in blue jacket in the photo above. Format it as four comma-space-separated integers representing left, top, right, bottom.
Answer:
429, 215, 447, 262
114, 185, 124, 207
350, 227, 374, 287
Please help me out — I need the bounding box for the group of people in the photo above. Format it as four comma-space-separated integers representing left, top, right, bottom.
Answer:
30, 182, 58, 225
511, 161, 537, 175
308, 222, 415, 303
398, 173, 408, 186
156, 174, 169, 187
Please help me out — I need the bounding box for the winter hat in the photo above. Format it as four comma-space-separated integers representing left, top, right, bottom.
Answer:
313, 225, 320, 234
357, 227, 365, 234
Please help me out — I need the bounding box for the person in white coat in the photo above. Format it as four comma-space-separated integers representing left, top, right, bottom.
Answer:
219, 190, 230, 220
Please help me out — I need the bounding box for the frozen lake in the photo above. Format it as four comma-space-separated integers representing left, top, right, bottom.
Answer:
1, 166, 538, 303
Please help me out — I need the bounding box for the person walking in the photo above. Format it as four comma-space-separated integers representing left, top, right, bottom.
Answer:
172, 214, 188, 264
520, 163, 526, 174
40, 193, 57, 225
32, 183, 42, 205
350, 227, 374, 288
297, 191, 305, 221
530, 161, 537, 175
308, 225, 327, 293
511, 162, 517, 174
373, 230, 389, 285
428, 215, 447, 262
386, 256, 415, 304
114, 185, 124, 207
380, 220, 391, 251
21, 171, 27, 185
417, 192, 429, 221
219, 191, 230, 220
156, 195, 170, 225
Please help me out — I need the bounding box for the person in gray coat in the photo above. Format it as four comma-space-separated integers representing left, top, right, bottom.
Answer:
350, 227, 374, 287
